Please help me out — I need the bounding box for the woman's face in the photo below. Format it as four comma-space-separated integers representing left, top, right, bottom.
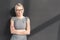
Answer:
15, 6, 24, 16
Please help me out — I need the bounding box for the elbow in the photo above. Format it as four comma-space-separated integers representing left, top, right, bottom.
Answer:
27, 32, 30, 34
10, 31, 14, 34
10, 29, 16, 34
27, 31, 30, 35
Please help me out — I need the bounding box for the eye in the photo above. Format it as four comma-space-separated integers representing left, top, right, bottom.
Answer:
16, 9, 23, 11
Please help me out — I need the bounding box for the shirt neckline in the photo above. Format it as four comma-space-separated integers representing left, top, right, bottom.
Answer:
16, 16, 25, 20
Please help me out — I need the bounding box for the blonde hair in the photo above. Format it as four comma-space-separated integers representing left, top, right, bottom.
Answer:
15, 3, 24, 10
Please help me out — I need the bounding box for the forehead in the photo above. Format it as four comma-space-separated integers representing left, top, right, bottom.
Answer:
15, 6, 24, 9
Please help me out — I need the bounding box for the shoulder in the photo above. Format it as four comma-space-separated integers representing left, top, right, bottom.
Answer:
25, 16, 30, 22
11, 16, 16, 18
25, 16, 30, 19
11, 17, 16, 21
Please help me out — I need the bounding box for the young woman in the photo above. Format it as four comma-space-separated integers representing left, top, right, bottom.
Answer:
10, 3, 31, 40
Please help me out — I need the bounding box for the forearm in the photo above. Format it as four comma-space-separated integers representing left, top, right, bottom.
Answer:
11, 29, 30, 35
15, 29, 30, 35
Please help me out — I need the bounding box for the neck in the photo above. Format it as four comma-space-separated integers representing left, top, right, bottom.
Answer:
16, 15, 24, 18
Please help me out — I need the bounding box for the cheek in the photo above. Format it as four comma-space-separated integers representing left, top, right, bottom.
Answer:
15, 11, 19, 15
22, 10, 24, 13
20, 10, 24, 13
15, 11, 18, 14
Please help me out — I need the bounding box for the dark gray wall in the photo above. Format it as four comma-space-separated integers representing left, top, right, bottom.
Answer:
0, 0, 60, 40
28, 0, 60, 40
0, 0, 10, 40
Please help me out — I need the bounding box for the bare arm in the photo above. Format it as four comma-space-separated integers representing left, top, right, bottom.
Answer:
10, 17, 31, 35
25, 17, 31, 35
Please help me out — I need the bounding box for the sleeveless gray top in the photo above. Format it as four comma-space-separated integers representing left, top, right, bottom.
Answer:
10, 16, 28, 40
11, 16, 28, 30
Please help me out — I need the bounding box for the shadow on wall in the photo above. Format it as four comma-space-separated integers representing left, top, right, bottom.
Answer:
10, 7, 16, 17
4, 18, 12, 40
27, 14, 60, 39
4, 7, 16, 40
